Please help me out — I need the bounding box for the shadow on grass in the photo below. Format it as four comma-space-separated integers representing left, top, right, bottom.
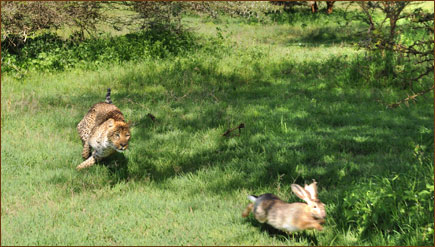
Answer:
244, 216, 320, 245
270, 8, 366, 46
42, 52, 433, 243
288, 26, 363, 46
104, 152, 130, 184
44, 54, 433, 187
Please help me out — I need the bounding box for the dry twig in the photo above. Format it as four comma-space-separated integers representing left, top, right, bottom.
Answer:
388, 85, 434, 108
223, 123, 245, 137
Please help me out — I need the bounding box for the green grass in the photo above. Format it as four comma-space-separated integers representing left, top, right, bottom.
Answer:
2, 8, 434, 246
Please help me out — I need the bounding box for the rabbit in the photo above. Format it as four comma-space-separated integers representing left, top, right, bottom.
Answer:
242, 180, 326, 233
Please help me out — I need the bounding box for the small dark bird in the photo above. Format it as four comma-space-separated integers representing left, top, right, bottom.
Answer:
147, 113, 156, 122
223, 122, 245, 137
238, 123, 245, 134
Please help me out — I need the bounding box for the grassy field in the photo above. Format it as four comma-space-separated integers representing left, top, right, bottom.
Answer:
1, 5, 434, 246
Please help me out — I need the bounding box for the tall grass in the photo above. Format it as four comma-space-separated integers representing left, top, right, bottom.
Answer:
2, 7, 434, 246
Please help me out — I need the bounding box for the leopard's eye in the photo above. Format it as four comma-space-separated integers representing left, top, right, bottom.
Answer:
115, 133, 120, 138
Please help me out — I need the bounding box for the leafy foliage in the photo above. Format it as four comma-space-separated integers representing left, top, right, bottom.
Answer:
354, 1, 434, 106
341, 144, 434, 244
188, 1, 283, 22
1, 29, 196, 74
1, 3, 434, 245
131, 1, 185, 30
1, 2, 103, 48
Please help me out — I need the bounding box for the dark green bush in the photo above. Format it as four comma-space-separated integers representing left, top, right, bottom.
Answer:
339, 142, 434, 245
1, 28, 197, 74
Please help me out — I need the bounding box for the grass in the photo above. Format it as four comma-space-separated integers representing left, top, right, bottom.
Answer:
1, 6, 434, 246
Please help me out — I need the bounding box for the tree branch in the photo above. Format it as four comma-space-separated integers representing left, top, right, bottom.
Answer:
388, 84, 434, 108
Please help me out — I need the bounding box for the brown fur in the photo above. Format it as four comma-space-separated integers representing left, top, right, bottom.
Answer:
243, 181, 326, 233
249, 196, 324, 232
242, 203, 254, 218
76, 101, 130, 170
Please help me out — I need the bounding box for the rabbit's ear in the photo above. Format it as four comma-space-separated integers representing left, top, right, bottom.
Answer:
304, 180, 318, 200
291, 184, 311, 202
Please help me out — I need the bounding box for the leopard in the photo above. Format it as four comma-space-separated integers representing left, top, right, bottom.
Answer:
76, 88, 131, 170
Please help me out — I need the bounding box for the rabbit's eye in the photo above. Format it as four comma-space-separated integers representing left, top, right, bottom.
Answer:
313, 205, 317, 208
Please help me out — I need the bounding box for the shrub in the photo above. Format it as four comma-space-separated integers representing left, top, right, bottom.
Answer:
354, 2, 434, 106
339, 142, 434, 245
1, 2, 103, 50
1, 29, 197, 74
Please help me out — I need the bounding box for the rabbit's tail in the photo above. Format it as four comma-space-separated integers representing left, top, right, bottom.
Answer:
248, 195, 257, 203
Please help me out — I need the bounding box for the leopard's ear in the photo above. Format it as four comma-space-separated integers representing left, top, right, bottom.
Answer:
107, 119, 115, 128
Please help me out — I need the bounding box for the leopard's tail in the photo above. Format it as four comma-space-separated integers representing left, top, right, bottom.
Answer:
105, 88, 112, 104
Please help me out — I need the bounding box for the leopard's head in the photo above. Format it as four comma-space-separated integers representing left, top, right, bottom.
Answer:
108, 121, 131, 152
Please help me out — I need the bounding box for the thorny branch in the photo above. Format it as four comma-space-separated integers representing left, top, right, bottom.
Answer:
388, 85, 434, 109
